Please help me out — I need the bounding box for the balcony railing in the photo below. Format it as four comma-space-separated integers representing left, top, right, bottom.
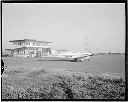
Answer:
13, 44, 49, 49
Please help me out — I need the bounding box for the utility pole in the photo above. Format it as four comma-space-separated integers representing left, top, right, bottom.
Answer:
85, 36, 87, 51
97, 48, 98, 54
97, 48, 100, 54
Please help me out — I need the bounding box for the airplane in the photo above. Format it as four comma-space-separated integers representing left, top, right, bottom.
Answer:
53, 36, 94, 62
56, 50, 94, 62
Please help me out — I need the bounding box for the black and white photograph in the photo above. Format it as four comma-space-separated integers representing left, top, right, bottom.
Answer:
1, 2, 126, 100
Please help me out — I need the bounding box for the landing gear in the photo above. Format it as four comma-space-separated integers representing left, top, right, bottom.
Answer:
74, 58, 84, 62
80, 58, 84, 62
74, 58, 78, 62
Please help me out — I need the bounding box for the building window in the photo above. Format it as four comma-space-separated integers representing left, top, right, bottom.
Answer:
17, 50, 19, 55
13, 42, 16, 45
37, 43, 40, 46
19, 42, 22, 45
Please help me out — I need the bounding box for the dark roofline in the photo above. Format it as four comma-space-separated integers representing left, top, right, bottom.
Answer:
9, 39, 52, 43
5, 49, 12, 50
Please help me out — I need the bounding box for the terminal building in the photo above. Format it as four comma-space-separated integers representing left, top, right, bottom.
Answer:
5, 39, 52, 57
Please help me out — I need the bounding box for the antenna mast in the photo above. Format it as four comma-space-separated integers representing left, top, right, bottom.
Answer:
25, 32, 30, 39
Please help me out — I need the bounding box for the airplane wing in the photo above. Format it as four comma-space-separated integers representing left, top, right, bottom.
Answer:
72, 54, 89, 59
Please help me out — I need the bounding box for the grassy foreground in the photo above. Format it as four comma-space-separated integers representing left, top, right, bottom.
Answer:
2, 68, 125, 99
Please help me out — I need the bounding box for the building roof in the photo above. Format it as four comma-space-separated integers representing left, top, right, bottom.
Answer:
5, 49, 12, 50
9, 47, 51, 50
9, 39, 52, 43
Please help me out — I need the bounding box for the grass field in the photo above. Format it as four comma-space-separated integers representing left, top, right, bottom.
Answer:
2, 55, 125, 99
2, 54, 125, 73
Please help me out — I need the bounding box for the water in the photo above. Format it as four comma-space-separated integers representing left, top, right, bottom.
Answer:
2, 55, 125, 74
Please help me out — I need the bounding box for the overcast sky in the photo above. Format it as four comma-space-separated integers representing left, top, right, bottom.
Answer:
2, 3, 125, 53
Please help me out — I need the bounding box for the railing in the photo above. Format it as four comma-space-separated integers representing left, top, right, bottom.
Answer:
12, 45, 49, 49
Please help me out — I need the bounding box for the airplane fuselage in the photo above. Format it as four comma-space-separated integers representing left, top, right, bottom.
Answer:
57, 51, 91, 62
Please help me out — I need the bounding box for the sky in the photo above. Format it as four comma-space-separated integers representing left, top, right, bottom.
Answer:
2, 3, 125, 53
